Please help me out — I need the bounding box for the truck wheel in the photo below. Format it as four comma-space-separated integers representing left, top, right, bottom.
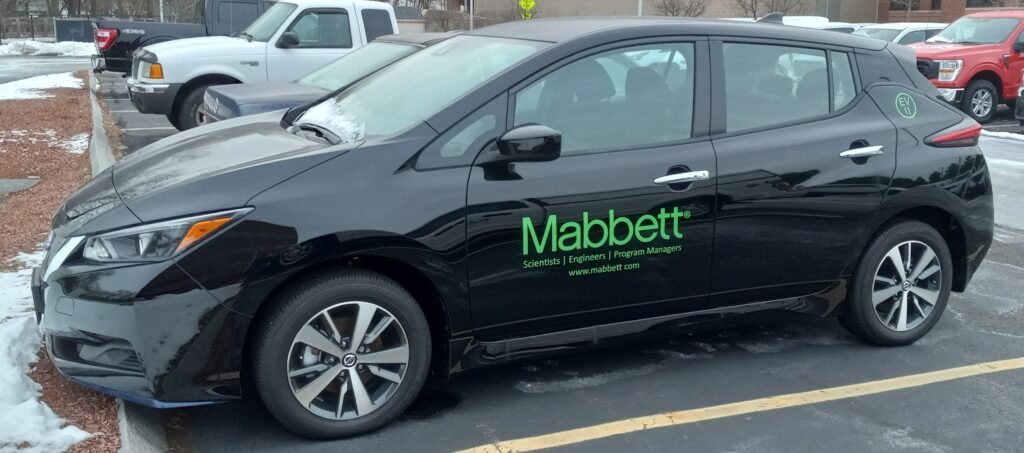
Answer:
961, 79, 998, 123
165, 113, 182, 130
253, 270, 431, 439
175, 85, 210, 131
839, 220, 952, 346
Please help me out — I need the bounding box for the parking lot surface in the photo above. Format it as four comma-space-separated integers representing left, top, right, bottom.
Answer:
0, 56, 89, 84
69, 67, 1024, 452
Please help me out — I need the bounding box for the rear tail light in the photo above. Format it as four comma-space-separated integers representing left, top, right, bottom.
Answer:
95, 28, 118, 51
926, 121, 982, 148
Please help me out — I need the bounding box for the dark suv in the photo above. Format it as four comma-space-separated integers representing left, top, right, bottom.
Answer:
36, 18, 993, 439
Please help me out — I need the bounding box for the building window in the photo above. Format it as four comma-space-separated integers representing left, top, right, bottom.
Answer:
890, 0, 942, 11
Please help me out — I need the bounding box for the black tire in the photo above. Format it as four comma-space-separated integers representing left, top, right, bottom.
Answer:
174, 85, 209, 131
165, 113, 181, 130
253, 270, 431, 439
839, 220, 953, 346
960, 79, 998, 124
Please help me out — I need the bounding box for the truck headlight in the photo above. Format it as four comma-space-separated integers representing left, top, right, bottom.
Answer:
82, 209, 249, 262
937, 60, 962, 82
139, 60, 164, 80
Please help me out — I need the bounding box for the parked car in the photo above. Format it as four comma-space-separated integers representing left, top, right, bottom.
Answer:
127, 0, 398, 130
92, 0, 275, 73
853, 22, 947, 45
203, 32, 453, 124
910, 10, 1024, 123
37, 17, 992, 439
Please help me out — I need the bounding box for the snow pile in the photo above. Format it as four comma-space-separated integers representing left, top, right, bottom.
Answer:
982, 130, 1024, 142
0, 129, 90, 155
0, 72, 83, 101
0, 40, 96, 57
0, 252, 91, 452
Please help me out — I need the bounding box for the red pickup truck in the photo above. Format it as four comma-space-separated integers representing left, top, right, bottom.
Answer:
910, 10, 1024, 123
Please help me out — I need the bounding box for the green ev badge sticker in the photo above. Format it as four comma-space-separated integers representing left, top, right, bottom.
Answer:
895, 93, 917, 119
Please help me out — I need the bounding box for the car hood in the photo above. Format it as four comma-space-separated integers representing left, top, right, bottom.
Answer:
207, 82, 328, 119
910, 42, 1005, 59
55, 112, 358, 237
145, 36, 265, 59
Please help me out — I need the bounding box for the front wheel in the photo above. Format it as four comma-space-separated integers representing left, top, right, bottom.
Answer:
961, 79, 998, 124
253, 270, 431, 439
839, 220, 953, 346
174, 85, 210, 131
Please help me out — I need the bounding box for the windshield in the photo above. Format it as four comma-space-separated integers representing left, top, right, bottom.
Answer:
852, 27, 901, 42
296, 36, 547, 143
299, 42, 420, 91
243, 2, 297, 42
927, 17, 1020, 44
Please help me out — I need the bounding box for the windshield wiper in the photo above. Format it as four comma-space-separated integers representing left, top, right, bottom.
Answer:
233, 31, 254, 42
292, 123, 340, 145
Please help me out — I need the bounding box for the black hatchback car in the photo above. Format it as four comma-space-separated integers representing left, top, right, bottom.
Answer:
36, 17, 993, 439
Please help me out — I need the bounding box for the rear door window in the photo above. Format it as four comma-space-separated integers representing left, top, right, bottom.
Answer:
218, 1, 258, 33
362, 9, 395, 42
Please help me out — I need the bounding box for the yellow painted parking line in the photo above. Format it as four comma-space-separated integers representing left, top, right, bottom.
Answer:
454, 357, 1024, 453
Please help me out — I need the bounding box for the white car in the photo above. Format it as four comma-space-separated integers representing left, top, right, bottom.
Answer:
853, 22, 947, 45
127, 0, 398, 130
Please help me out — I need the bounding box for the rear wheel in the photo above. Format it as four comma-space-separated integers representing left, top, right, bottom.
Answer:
839, 220, 952, 346
961, 79, 998, 123
253, 270, 431, 439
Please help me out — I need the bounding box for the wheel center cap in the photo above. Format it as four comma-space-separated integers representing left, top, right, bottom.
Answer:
902, 281, 912, 291
342, 353, 358, 367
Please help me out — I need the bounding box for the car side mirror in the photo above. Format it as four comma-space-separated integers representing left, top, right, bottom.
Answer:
1014, 42, 1024, 53
495, 124, 561, 163
277, 31, 300, 48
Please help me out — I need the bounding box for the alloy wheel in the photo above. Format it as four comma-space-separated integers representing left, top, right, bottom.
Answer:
872, 240, 942, 332
971, 89, 993, 118
287, 301, 409, 420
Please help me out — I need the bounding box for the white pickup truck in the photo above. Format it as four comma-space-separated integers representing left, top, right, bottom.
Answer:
127, 0, 398, 130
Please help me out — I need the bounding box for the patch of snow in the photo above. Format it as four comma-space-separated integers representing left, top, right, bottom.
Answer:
0, 252, 91, 452
0, 41, 96, 57
0, 129, 90, 155
514, 363, 663, 394
646, 348, 712, 360
0, 72, 83, 101
58, 133, 90, 154
982, 130, 1024, 142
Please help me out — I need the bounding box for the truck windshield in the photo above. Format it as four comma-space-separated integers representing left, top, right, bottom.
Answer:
852, 28, 901, 42
243, 2, 298, 42
295, 36, 547, 143
299, 42, 420, 92
927, 17, 1020, 45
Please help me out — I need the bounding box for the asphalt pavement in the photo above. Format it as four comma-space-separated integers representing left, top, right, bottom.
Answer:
19, 61, 1024, 452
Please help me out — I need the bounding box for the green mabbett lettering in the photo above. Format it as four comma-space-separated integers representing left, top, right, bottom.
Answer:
522, 208, 688, 256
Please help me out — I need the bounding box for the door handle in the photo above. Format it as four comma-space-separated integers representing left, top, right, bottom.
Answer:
654, 170, 710, 185
839, 145, 884, 159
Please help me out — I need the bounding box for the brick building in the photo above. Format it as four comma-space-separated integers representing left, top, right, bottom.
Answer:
879, 0, 1024, 23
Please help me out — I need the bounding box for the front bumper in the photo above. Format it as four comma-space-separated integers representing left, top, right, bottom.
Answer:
127, 77, 181, 115
936, 88, 963, 104
33, 251, 249, 407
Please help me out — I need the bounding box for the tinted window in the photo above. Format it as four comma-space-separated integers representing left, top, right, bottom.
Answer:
898, 30, 927, 45
219, 2, 258, 31
832, 52, 856, 110
362, 9, 394, 42
418, 95, 506, 169
514, 43, 695, 155
724, 43, 828, 132
288, 10, 352, 48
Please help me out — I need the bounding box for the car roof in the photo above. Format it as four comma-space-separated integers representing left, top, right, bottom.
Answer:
465, 17, 887, 51
862, 22, 946, 30
375, 31, 459, 47
966, 10, 1024, 19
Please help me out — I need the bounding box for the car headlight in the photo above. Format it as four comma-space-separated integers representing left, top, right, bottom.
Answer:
82, 209, 249, 262
937, 60, 962, 82
139, 60, 163, 80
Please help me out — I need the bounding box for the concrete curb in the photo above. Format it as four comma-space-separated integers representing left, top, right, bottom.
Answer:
117, 400, 170, 453
90, 72, 170, 453
87, 71, 115, 176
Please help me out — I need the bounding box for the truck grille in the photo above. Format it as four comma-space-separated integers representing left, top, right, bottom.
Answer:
917, 59, 939, 79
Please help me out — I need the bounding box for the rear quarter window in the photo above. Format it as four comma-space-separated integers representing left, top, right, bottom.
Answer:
856, 48, 915, 88
362, 9, 395, 42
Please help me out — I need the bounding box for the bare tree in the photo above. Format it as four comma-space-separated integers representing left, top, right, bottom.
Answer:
653, 0, 708, 17
734, 0, 807, 18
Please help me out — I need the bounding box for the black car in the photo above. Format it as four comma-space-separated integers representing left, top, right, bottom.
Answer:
36, 17, 993, 439
203, 33, 454, 124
